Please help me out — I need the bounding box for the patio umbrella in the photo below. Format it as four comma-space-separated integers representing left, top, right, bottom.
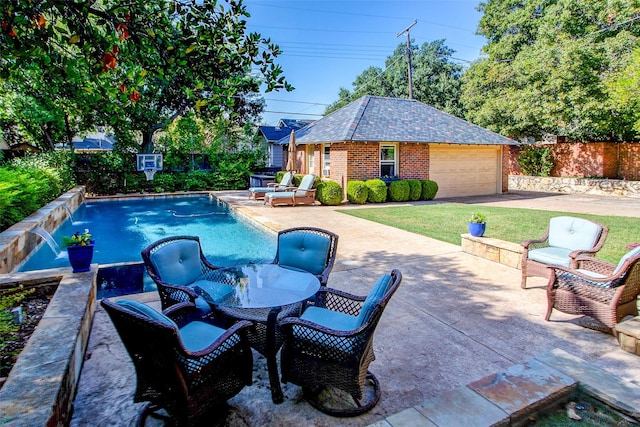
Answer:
286, 130, 296, 173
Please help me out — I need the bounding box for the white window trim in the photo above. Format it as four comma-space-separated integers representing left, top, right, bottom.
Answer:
380, 143, 398, 177
322, 144, 331, 178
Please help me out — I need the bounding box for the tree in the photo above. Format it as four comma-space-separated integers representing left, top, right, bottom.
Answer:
325, 39, 464, 117
461, 0, 640, 141
0, 0, 292, 152
606, 47, 640, 135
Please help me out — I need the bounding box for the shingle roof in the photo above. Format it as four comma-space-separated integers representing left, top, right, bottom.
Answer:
259, 125, 294, 142
278, 119, 314, 130
278, 95, 516, 145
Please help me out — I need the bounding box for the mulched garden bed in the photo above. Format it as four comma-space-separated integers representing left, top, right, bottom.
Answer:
0, 287, 53, 386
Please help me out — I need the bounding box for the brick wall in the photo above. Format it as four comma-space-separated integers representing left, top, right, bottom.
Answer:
501, 147, 509, 193
399, 143, 429, 179
507, 141, 640, 180
346, 142, 379, 180
619, 143, 640, 180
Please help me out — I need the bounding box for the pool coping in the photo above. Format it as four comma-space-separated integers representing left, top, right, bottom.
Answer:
370, 348, 640, 427
0, 266, 96, 426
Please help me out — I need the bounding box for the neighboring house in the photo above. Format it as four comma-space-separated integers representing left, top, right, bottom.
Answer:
71, 133, 115, 151
279, 95, 517, 198
259, 119, 314, 168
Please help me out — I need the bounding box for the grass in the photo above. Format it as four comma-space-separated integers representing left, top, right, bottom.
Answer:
338, 203, 640, 264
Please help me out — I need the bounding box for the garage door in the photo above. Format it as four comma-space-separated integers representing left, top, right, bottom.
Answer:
429, 145, 501, 198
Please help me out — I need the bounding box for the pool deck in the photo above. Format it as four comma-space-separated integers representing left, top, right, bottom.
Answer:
70, 190, 640, 426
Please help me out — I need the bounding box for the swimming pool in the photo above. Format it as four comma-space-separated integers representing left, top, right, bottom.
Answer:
19, 195, 276, 272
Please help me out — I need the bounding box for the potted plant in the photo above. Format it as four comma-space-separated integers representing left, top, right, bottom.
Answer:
62, 229, 95, 272
468, 213, 486, 237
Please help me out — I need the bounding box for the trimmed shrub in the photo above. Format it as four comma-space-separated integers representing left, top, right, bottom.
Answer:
346, 180, 368, 204
421, 180, 439, 200
365, 178, 387, 203
388, 180, 410, 202
274, 171, 287, 184
407, 180, 422, 201
316, 181, 343, 206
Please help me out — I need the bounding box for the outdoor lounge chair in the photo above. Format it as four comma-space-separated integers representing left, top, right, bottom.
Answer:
272, 226, 339, 286
141, 235, 230, 315
280, 269, 402, 416
248, 171, 294, 200
265, 173, 316, 207
101, 298, 253, 426
521, 216, 608, 289
545, 247, 640, 337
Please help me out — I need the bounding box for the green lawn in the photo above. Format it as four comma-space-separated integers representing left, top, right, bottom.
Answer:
338, 203, 640, 264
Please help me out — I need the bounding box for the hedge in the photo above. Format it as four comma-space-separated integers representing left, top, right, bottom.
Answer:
421, 180, 439, 200
388, 180, 410, 202
346, 180, 368, 204
365, 178, 387, 203
407, 180, 422, 201
316, 181, 343, 205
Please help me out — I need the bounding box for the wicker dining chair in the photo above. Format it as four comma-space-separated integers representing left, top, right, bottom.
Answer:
521, 216, 608, 289
141, 235, 226, 315
545, 247, 640, 337
272, 226, 339, 287
101, 298, 253, 426
279, 269, 402, 416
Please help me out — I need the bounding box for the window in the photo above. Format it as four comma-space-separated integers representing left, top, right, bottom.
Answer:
380, 144, 397, 177
322, 144, 330, 177
307, 145, 315, 172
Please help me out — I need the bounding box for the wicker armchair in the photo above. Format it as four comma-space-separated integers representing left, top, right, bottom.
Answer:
521, 216, 608, 289
546, 247, 640, 336
280, 269, 402, 416
272, 226, 339, 286
101, 299, 253, 426
141, 235, 225, 315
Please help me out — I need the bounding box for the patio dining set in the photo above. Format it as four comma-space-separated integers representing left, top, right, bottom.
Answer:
101, 226, 403, 426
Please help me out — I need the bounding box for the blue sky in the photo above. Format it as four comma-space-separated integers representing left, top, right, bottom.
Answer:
243, 0, 487, 125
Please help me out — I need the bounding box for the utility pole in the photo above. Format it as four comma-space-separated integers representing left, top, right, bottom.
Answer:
396, 20, 417, 99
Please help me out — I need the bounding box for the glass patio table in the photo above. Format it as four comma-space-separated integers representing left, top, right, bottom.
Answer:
194, 263, 320, 404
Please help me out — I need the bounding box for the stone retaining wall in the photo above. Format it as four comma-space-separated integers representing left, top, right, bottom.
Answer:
0, 268, 96, 426
509, 175, 640, 198
461, 234, 523, 269
0, 187, 86, 274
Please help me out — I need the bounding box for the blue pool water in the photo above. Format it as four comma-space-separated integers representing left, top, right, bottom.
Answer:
19, 195, 276, 272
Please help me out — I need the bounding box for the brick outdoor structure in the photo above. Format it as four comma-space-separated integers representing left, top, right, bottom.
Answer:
287, 141, 512, 195
507, 141, 640, 180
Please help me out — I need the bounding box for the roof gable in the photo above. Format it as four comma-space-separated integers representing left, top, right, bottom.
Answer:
291, 96, 515, 145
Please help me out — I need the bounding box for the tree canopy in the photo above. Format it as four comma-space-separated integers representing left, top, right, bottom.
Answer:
325, 39, 464, 117
461, 0, 640, 141
0, 0, 292, 152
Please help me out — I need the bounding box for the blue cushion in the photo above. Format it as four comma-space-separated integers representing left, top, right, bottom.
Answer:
300, 306, 360, 331
295, 174, 315, 195
179, 321, 226, 352
613, 246, 640, 275
191, 281, 234, 304
547, 217, 602, 251
575, 269, 607, 279
267, 191, 294, 200
249, 186, 277, 193
356, 274, 392, 326
116, 299, 178, 329
278, 232, 331, 275
150, 240, 202, 286
528, 247, 573, 267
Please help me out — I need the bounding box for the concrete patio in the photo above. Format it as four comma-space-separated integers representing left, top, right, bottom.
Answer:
70, 190, 640, 426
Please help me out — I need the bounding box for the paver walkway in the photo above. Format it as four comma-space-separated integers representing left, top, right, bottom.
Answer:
71, 191, 640, 426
